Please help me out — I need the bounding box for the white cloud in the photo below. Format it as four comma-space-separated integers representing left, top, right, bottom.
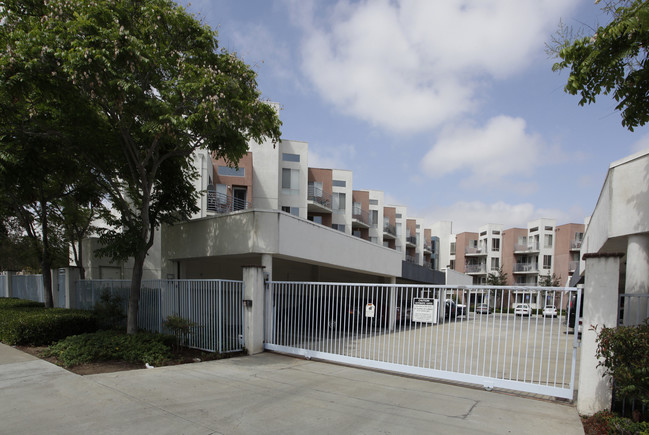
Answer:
292, 0, 580, 132
307, 143, 357, 170
422, 200, 578, 234
420, 115, 548, 186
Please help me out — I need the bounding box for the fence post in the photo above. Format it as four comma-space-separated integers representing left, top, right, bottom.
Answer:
242, 265, 265, 355
63, 268, 81, 309
577, 253, 623, 416
5, 271, 16, 298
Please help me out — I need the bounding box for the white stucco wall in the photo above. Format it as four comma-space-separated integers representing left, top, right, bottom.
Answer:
430, 221, 453, 270
331, 169, 353, 235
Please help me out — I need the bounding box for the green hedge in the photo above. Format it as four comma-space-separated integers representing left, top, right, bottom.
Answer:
0, 298, 98, 345
43, 330, 175, 367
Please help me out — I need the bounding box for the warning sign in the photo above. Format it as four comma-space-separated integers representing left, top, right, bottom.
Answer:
412, 298, 438, 324
365, 303, 375, 318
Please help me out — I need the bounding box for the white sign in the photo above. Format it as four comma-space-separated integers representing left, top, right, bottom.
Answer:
365, 303, 375, 318
412, 298, 438, 324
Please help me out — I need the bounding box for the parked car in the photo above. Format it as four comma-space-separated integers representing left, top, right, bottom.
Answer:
445, 299, 466, 319
475, 303, 492, 314
514, 303, 532, 316
542, 305, 558, 317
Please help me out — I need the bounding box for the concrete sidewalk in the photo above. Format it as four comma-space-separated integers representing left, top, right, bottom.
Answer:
0, 343, 583, 434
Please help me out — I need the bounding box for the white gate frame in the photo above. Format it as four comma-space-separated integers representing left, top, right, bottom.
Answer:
264, 282, 581, 400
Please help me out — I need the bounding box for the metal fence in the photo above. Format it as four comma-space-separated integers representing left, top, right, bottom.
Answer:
0, 273, 6, 297
12, 274, 44, 303
265, 282, 580, 399
75, 279, 244, 353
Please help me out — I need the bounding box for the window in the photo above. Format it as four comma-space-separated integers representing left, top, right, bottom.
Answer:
450, 259, 455, 270
544, 234, 553, 248
518, 236, 527, 245
332, 192, 345, 212
332, 224, 345, 232
396, 213, 402, 219
281, 206, 299, 216
215, 184, 227, 204
370, 210, 378, 227
416, 224, 420, 229
353, 230, 361, 238
218, 166, 245, 177
480, 231, 487, 236
450, 242, 456, 255
396, 222, 402, 237
543, 255, 552, 270
308, 181, 322, 197
383, 241, 390, 248
332, 179, 346, 187
492, 238, 500, 252
369, 199, 378, 205
545, 226, 553, 231
530, 227, 538, 233
492, 230, 501, 235
575, 232, 584, 242
282, 153, 300, 162
308, 215, 323, 225
491, 258, 500, 271
282, 168, 299, 195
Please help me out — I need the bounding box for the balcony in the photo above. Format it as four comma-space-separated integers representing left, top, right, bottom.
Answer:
569, 260, 579, 272
465, 264, 486, 274
423, 243, 432, 253
465, 246, 487, 256
383, 223, 396, 240
352, 206, 371, 229
406, 235, 417, 248
406, 254, 418, 264
570, 240, 582, 250
514, 244, 540, 254
307, 185, 332, 214
207, 190, 252, 213
513, 263, 539, 273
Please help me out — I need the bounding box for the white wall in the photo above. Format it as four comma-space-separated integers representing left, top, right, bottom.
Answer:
331, 169, 353, 235
277, 140, 309, 218
366, 189, 384, 245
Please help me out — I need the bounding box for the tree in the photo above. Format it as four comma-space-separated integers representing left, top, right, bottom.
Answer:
1, 0, 281, 332
539, 273, 562, 287
486, 266, 508, 286
551, 0, 649, 131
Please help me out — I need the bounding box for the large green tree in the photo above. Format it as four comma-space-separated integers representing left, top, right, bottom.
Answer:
1, 0, 281, 332
551, 0, 649, 131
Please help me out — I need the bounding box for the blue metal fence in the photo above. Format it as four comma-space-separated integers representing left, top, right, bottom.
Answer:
75, 279, 244, 353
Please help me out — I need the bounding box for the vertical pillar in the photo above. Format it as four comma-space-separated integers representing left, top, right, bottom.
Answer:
577, 253, 622, 415
64, 268, 81, 309
50, 269, 59, 307
6, 271, 16, 298
624, 234, 649, 325
242, 265, 266, 355
261, 254, 273, 282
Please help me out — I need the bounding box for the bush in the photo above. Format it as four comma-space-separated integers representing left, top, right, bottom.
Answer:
0, 297, 44, 309
43, 330, 174, 367
163, 314, 198, 352
583, 410, 649, 434
93, 290, 126, 330
595, 321, 649, 413
0, 306, 99, 345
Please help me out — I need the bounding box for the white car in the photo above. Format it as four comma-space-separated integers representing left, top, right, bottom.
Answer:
542, 305, 558, 317
514, 303, 532, 316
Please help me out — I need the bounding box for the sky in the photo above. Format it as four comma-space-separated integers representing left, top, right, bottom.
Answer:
182, 0, 649, 233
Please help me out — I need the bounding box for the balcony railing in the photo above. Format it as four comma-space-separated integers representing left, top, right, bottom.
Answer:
352, 206, 371, 227
207, 190, 251, 213
514, 244, 540, 252
570, 240, 582, 250
307, 185, 332, 210
406, 235, 417, 246
383, 223, 396, 237
424, 243, 432, 253
513, 263, 538, 272
465, 246, 486, 255
465, 264, 486, 274
405, 254, 418, 264
569, 260, 579, 272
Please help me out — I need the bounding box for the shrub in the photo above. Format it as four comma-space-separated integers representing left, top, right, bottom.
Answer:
93, 290, 126, 330
163, 314, 198, 352
0, 297, 44, 309
595, 321, 649, 413
0, 303, 98, 346
43, 330, 174, 367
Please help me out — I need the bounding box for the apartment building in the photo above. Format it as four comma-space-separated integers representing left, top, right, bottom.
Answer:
83, 123, 445, 284
445, 219, 585, 289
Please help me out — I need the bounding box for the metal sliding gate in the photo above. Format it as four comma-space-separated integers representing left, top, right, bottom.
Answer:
264, 282, 581, 400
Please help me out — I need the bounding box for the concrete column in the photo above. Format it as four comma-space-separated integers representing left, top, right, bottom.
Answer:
64, 268, 81, 309
577, 254, 622, 416
6, 271, 16, 298
242, 266, 266, 355
624, 234, 649, 325
261, 254, 273, 282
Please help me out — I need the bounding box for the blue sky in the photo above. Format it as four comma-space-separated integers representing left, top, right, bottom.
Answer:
183, 0, 649, 233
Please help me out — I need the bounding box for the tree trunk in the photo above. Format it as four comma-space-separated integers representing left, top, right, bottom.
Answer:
40, 199, 54, 308
127, 251, 146, 334
77, 237, 85, 280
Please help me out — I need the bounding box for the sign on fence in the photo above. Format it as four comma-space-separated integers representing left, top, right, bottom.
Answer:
412, 298, 438, 324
